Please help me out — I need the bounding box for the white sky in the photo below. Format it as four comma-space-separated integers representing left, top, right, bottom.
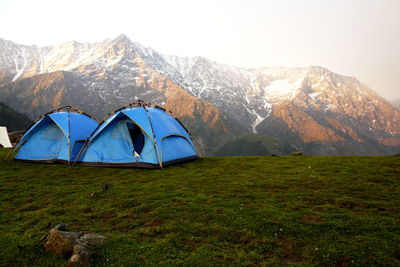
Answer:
1, 0, 399, 100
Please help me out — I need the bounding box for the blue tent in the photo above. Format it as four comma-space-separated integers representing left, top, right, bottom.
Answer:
14, 106, 99, 164
77, 102, 198, 168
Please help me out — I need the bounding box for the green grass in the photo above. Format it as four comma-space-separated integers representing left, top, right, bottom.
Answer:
0, 149, 399, 266
214, 134, 295, 156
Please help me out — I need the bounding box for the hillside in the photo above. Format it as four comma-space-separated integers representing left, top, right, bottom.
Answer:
214, 134, 295, 156
1, 36, 399, 156
392, 98, 400, 110
0, 102, 32, 131
0, 149, 399, 266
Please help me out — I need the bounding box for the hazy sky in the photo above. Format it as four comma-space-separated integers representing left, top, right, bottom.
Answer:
1, 0, 399, 100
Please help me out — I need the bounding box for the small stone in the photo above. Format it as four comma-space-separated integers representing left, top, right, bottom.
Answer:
101, 183, 111, 192
89, 192, 98, 199
54, 223, 69, 231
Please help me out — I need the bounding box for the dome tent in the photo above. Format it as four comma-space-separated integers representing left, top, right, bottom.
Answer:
14, 106, 99, 164
76, 101, 198, 168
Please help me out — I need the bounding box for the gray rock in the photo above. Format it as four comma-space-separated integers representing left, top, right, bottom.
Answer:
41, 224, 107, 266
79, 233, 108, 246
67, 242, 93, 267
42, 229, 83, 257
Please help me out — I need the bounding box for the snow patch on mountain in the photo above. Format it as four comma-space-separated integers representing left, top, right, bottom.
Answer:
12, 49, 27, 81
242, 104, 263, 133
252, 112, 265, 133
264, 79, 301, 102
308, 92, 320, 101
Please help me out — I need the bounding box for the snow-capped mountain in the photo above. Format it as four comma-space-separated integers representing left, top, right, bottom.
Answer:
1, 34, 399, 155
0, 35, 237, 155
163, 56, 400, 151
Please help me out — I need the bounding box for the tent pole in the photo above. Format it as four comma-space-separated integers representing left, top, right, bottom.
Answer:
67, 110, 71, 165
72, 139, 89, 166
144, 106, 163, 169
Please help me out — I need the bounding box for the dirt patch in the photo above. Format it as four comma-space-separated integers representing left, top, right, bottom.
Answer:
100, 211, 115, 219
300, 215, 325, 223
337, 260, 350, 267
313, 207, 324, 212
280, 238, 304, 264
144, 220, 163, 227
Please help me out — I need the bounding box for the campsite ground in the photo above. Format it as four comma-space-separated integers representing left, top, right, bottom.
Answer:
0, 148, 399, 266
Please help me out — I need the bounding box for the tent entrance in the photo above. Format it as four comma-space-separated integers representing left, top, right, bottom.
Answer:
127, 123, 145, 156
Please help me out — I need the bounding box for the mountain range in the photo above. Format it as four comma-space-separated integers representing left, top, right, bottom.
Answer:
0, 34, 399, 155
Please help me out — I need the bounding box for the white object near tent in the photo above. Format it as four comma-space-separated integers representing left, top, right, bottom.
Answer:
0, 126, 13, 148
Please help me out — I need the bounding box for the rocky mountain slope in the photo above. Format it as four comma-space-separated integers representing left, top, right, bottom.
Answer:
392, 98, 400, 110
0, 35, 399, 155
0, 35, 239, 155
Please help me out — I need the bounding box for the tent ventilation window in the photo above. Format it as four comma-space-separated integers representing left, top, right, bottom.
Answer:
127, 123, 145, 156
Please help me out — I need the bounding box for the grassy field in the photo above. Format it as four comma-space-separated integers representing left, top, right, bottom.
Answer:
0, 149, 399, 266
